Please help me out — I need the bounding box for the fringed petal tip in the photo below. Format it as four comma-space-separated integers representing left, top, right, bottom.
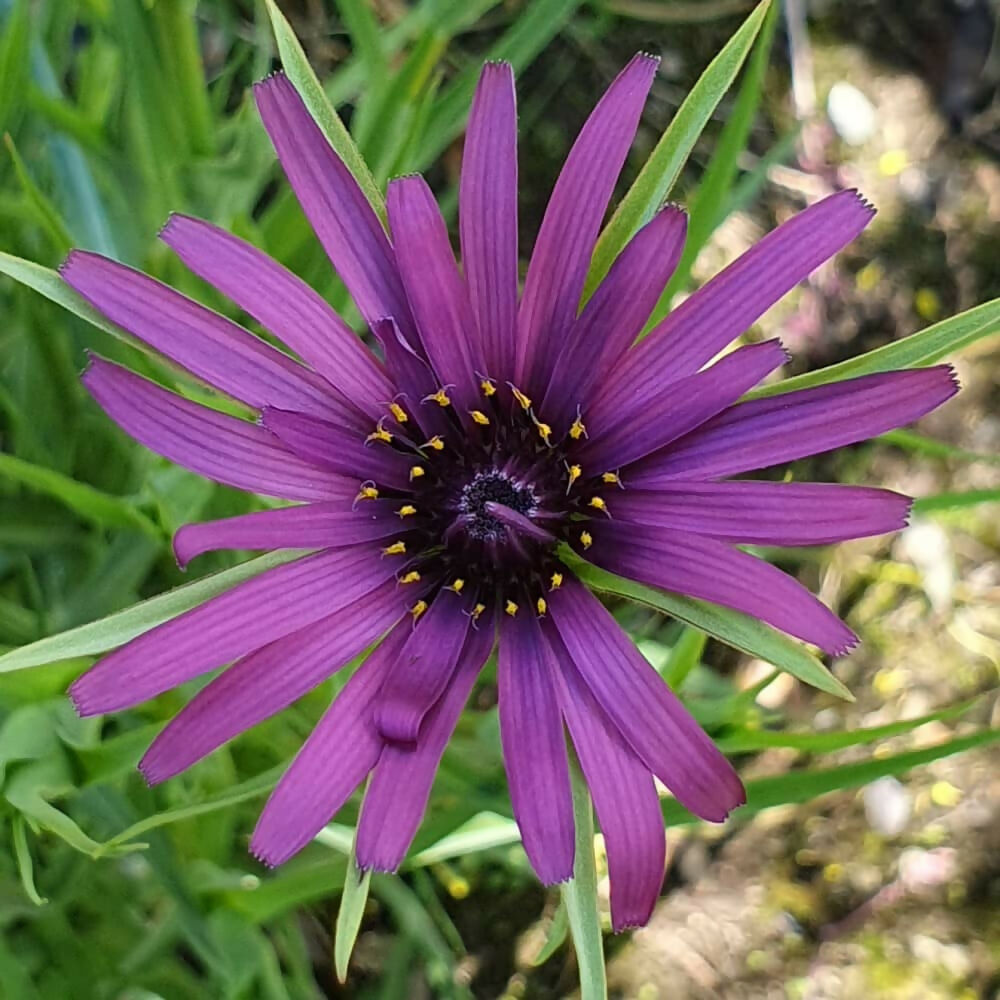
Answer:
843, 186, 877, 217
66, 680, 94, 718
136, 754, 167, 788
248, 842, 281, 869
252, 70, 289, 93
632, 50, 662, 70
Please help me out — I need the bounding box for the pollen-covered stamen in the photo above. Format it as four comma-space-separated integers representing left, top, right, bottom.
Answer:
410, 599, 428, 621
397, 504, 417, 518
589, 496, 611, 517
382, 540, 407, 556
480, 377, 497, 397
366, 421, 393, 445
569, 415, 588, 440
602, 471, 623, 487
505, 599, 519, 616
550, 571, 563, 590
410, 465, 425, 481
424, 387, 452, 407
423, 435, 445, 451
536, 596, 548, 616
470, 409, 491, 426
566, 463, 583, 492
580, 530, 593, 549
399, 570, 421, 584
447, 578, 466, 594
508, 383, 532, 411
389, 401, 409, 424
354, 481, 379, 505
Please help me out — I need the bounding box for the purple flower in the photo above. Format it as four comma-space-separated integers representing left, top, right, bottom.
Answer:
62, 57, 956, 931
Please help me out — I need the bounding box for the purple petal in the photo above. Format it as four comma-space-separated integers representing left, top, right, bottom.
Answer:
387, 176, 482, 412
69, 546, 398, 716
82, 357, 354, 501
485, 502, 556, 545
250, 620, 413, 867
160, 214, 393, 419
62, 250, 357, 426
627, 366, 959, 484
139, 579, 407, 784
611, 482, 912, 545
583, 521, 857, 655
599, 189, 875, 404
542, 206, 688, 429
253, 74, 415, 339
460, 61, 519, 382
547, 574, 745, 821
497, 611, 575, 884
172, 498, 408, 568
516, 54, 659, 397
545, 622, 665, 931
374, 592, 472, 745
261, 407, 413, 491
355, 606, 496, 871
578, 340, 788, 471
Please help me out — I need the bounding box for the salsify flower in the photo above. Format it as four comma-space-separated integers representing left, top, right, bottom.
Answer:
62, 56, 956, 930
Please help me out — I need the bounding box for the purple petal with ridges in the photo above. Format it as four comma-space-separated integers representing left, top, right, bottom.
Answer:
542, 206, 688, 428
355, 606, 496, 871
598, 189, 875, 405
544, 621, 665, 931
62, 250, 355, 425
460, 61, 519, 382
583, 521, 857, 655
69, 546, 397, 716
627, 366, 959, 484
160, 214, 393, 418
578, 340, 788, 471
485, 502, 556, 545
498, 612, 575, 884
253, 74, 415, 339
172, 499, 407, 568
374, 592, 472, 745
250, 620, 413, 867
547, 574, 745, 821
82, 357, 353, 501
517, 54, 659, 397
139, 579, 407, 784
262, 407, 413, 491
611, 482, 912, 545
387, 176, 482, 412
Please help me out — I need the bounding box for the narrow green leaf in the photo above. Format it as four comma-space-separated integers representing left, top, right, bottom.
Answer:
663, 727, 1000, 826
334, 837, 372, 983
4, 134, 74, 254
662, 626, 707, 690
532, 900, 569, 966
263, 0, 386, 224
0, 551, 304, 673
561, 763, 607, 1000
750, 296, 1000, 398
912, 489, 1000, 515
334, 0, 387, 82
0, 0, 30, 134
566, 552, 853, 701
0, 452, 159, 537
584, 0, 772, 298
879, 428, 1000, 467
12, 814, 47, 905
408, 811, 521, 868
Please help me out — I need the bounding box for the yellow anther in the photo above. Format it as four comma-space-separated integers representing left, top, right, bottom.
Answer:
509, 385, 532, 410
397, 504, 417, 518
471, 602, 486, 623
505, 599, 519, 617
366, 425, 393, 445
410, 465, 425, 480
411, 599, 428, 620
389, 402, 409, 423
602, 471, 620, 485
550, 572, 563, 590
424, 435, 445, 451
448, 578, 466, 594
569, 416, 587, 440
425, 387, 452, 407
470, 410, 491, 426
356, 484, 379, 502
382, 541, 407, 556
480, 378, 497, 397
536, 422, 553, 446
580, 530, 593, 549
567, 464, 583, 488
589, 496, 609, 515
399, 570, 421, 584
536, 597, 547, 616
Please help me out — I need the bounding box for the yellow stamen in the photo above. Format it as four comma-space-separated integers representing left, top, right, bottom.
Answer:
567, 464, 582, 488
470, 410, 490, 426
366, 425, 393, 445
389, 402, 409, 423
425, 387, 452, 407
399, 570, 421, 584
411, 599, 428, 620
580, 531, 593, 550
602, 471, 620, 486
356, 484, 379, 502
536, 597, 547, 616
382, 541, 407, 556
448, 578, 465, 594
410, 465, 425, 480
509, 384, 532, 410
505, 599, 519, 617
589, 496, 609, 515
480, 378, 497, 397
424, 435, 445, 451
397, 504, 417, 518
569, 416, 587, 440
471, 602, 486, 623
536, 422, 553, 446
550, 572, 563, 590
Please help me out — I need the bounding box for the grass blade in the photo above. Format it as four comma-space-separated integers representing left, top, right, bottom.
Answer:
334, 836, 372, 983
